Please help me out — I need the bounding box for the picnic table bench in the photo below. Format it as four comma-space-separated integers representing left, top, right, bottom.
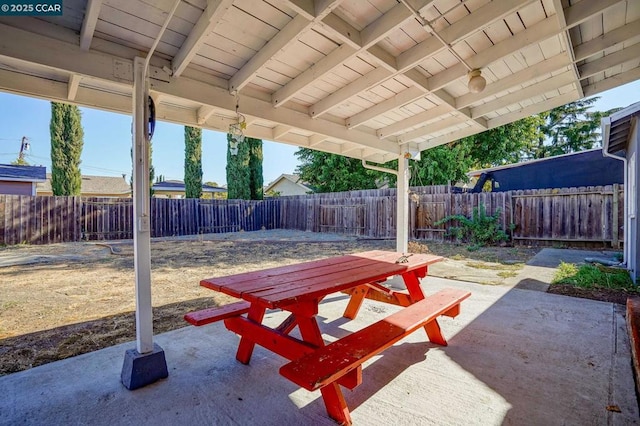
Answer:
185, 250, 470, 425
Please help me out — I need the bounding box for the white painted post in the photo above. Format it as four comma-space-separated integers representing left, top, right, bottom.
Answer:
396, 149, 409, 254
132, 56, 154, 354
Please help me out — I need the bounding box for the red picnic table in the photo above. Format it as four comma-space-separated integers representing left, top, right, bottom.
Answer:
186, 250, 470, 425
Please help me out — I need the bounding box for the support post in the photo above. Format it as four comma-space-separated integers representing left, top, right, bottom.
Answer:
612, 183, 619, 248
121, 56, 167, 390
396, 149, 410, 253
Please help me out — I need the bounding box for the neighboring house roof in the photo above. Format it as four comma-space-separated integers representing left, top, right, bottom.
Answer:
264, 174, 312, 194
37, 174, 131, 195
152, 180, 227, 193
603, 101, 640, 156
466, 149, 624, 192
0, 164, 46, 182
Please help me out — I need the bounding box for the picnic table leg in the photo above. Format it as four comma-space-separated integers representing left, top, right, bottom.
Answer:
423, 319, 447, 346
402, 271, 425, 302
235, 304, 266, 364
296, 312, 353, 425
343, 285, 368, 319
400, 271, 447, 344
275, 314, 298, 334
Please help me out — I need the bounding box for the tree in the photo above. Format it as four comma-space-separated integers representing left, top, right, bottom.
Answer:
526, 98, 603, 159
296, 116, 543, 190
130, 142, 155, 195
247, 137, 263, 200
50, 102, 84, 195
184, 126, 203, 198
226, 135, 264, 200
295, 149, 380, 193
226, 133, 251, 199
460, 116, 544, 168
294, 100, 616, 192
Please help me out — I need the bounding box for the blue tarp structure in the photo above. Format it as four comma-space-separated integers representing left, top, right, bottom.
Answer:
469, 149, 623, 192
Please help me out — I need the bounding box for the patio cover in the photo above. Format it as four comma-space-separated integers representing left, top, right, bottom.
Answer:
0, 0, 638, 385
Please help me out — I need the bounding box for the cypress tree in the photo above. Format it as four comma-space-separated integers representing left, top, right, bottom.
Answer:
247, 137, 263, 200
184, 126, 203, 198
129, 140, 155, 195
225, 133, 251, 200
50, 102, 84, 196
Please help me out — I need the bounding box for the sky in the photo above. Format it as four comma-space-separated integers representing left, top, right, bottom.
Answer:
1, 79, 639, 186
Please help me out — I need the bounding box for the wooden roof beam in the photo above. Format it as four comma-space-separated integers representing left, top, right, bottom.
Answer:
487, 91, 579, 128
456, 53, 572, 109
396, 115, 465, 144
341, 0, 538, 127
171, 0, 234, 78
417, 126, 478, 151
79, 0, 102, 51
308, 67, 391, 118
470, 70, 576, 118
428, 0, 620, 93
583, 66, 640, 97
427, 17, 559, 91
396, 0, 537, 72
552, 0, 583, 98
0, 23, 398, 155
67, 74, 81, 100
578, 43, 640, 81
574, 18, 640, 62
564, 0, 622, 27
272, 125, 293, 139
196, 105, 216, 125
272, 0, 433, 108
345, 86, 425, 129
376, 105, 450, 139
229, 0, 342, 93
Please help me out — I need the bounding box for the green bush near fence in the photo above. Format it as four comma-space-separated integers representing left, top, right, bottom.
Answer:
435, 204, 510, 250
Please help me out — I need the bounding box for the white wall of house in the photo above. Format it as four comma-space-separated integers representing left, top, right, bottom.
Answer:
627, 118, 640, 282
270, 179, 309, 196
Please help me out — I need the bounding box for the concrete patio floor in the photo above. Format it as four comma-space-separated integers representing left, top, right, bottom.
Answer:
0, 277, 637, 425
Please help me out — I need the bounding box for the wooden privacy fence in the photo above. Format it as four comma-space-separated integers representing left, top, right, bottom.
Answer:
0, 185, 624, 246
278, 184, 624, 246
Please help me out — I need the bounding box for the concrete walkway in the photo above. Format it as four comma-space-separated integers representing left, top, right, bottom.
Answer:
0, 277, 636, 425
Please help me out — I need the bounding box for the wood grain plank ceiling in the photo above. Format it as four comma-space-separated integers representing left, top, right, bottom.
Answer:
0, 0, 638, 163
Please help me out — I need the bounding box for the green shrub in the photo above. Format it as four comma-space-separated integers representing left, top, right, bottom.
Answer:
552, 262, 636, 291
435, 204, 510, 248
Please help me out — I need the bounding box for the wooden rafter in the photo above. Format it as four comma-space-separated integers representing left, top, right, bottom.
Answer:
171, 0, 234, 78
79, 0, 102, 51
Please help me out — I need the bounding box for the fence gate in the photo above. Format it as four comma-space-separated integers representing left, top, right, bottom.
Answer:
82, 197, 133, 240
413, 199, 447, 240
319, 204, 366, 235
198, 200, 242, 234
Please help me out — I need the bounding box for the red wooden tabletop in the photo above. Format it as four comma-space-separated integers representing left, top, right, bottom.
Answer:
200, 250, 443, 309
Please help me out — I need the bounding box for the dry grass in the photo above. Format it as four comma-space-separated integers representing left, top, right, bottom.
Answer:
0, 237, 542, 376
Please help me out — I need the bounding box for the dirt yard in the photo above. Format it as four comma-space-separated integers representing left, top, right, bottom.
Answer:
0, 232, 562, 375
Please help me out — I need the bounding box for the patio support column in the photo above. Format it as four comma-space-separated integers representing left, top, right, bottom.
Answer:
396, 148, 410, 254
121, 56, 168, 390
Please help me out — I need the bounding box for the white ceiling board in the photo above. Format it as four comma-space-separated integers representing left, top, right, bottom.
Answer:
0, 0, 636, 160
